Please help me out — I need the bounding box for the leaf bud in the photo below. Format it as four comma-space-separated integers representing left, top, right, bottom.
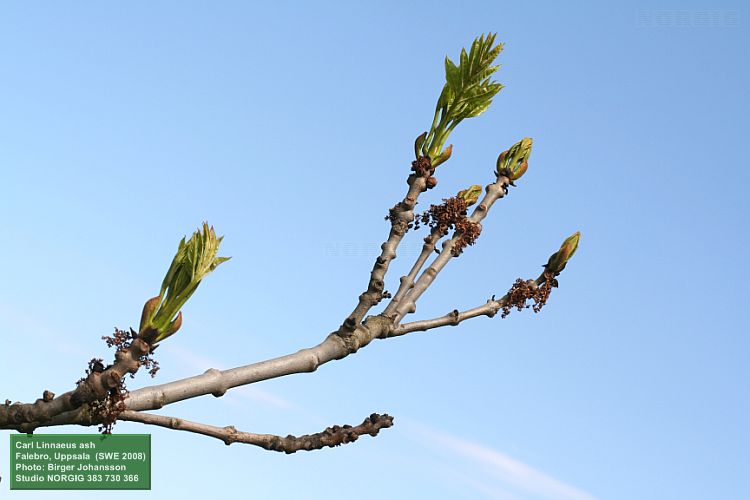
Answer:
457, 185, 483, 206
544, 231, 581, 275
496, 137, 533, 181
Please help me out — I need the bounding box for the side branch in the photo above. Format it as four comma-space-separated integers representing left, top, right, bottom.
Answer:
390, 271, 555, 337
338, 160, 432, 334
390, 300, 506, 337
390, 174, 511, 324
382, 226, 443, 317
119, 410, 394, 453
2, 266, 562, 433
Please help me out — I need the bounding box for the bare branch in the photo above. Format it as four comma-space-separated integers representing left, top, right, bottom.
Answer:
391, 301, 505, 337
390, 269, 562, 339
2, 317, 394, 430
118, 410, 394, 453
1, 269, 559, 433
382, 226, 444, 317
337, 159, 432, 334
1, 271, 556, 432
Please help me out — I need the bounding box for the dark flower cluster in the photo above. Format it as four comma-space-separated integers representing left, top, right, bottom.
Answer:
501, 271, 558, 318
413, 196, 481, 256
102, 328, 160, 378
410, 155, 433, 178
75, 357, 126, 434
76, 328, 163, 434
88, 380, 127, 435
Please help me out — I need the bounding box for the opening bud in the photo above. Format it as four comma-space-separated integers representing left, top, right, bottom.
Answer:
139, 222, 230, 344
544, 231, 581, 275
496, 137, 533, 181
457, 185, 483, 206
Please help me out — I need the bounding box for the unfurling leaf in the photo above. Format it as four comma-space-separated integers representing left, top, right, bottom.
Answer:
423, 34, 505, 159
140, 222, 230, 344
457, 185, 483, 206
545, 231, 581, 275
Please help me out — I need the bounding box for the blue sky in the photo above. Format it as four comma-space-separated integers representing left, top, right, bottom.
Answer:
1, 1, 748, 499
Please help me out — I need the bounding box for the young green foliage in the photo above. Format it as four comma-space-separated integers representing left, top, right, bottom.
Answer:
139, 222, 230, 344
421, 33, 505, 161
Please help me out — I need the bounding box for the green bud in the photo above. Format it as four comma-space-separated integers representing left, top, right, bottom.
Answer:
457, 185, 483, 206
496, 137, 533, 180
545, 231, 581, 275
432, 144, 453, 167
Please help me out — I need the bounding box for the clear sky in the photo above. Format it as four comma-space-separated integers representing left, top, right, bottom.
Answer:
1, 1, 748, 499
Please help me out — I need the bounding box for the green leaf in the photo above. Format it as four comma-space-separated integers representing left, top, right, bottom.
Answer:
463, 100, 492, 118
459, 47, 469, 85
444, 57, 460, 91
455, 83, 502, 108
436, 83, 454, 111
467, 36, 481, 79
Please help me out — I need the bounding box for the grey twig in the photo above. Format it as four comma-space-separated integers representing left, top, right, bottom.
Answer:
119, 410, 393, 453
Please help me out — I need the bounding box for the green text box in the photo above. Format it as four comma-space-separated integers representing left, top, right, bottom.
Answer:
10, 434, 150, 490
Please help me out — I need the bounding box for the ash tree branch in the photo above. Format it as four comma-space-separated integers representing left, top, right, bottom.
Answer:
0, 223, 229, 433
391, 296, 511, 338
385, 137, 533, 326
0, 225, 576, 434
3, 321, 390, 431
118, 410, 393, 453
388, 172, 512, 325
1, 35, 582, 455
337, 160, 431, 335
0, 337, 152, 433
390, 275, 548, 337
339, 34, 507, 334
382, 224, 445, 318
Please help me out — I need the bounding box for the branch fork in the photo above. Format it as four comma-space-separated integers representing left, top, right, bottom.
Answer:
2, 35, 581, 454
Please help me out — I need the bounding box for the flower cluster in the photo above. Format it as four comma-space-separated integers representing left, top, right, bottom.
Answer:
501, 271, 557, 318
413, 195, 482, 256
102, 328, 160, 378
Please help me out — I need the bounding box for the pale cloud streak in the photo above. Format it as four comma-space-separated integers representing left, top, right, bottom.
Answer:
402, 419, 596, 500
